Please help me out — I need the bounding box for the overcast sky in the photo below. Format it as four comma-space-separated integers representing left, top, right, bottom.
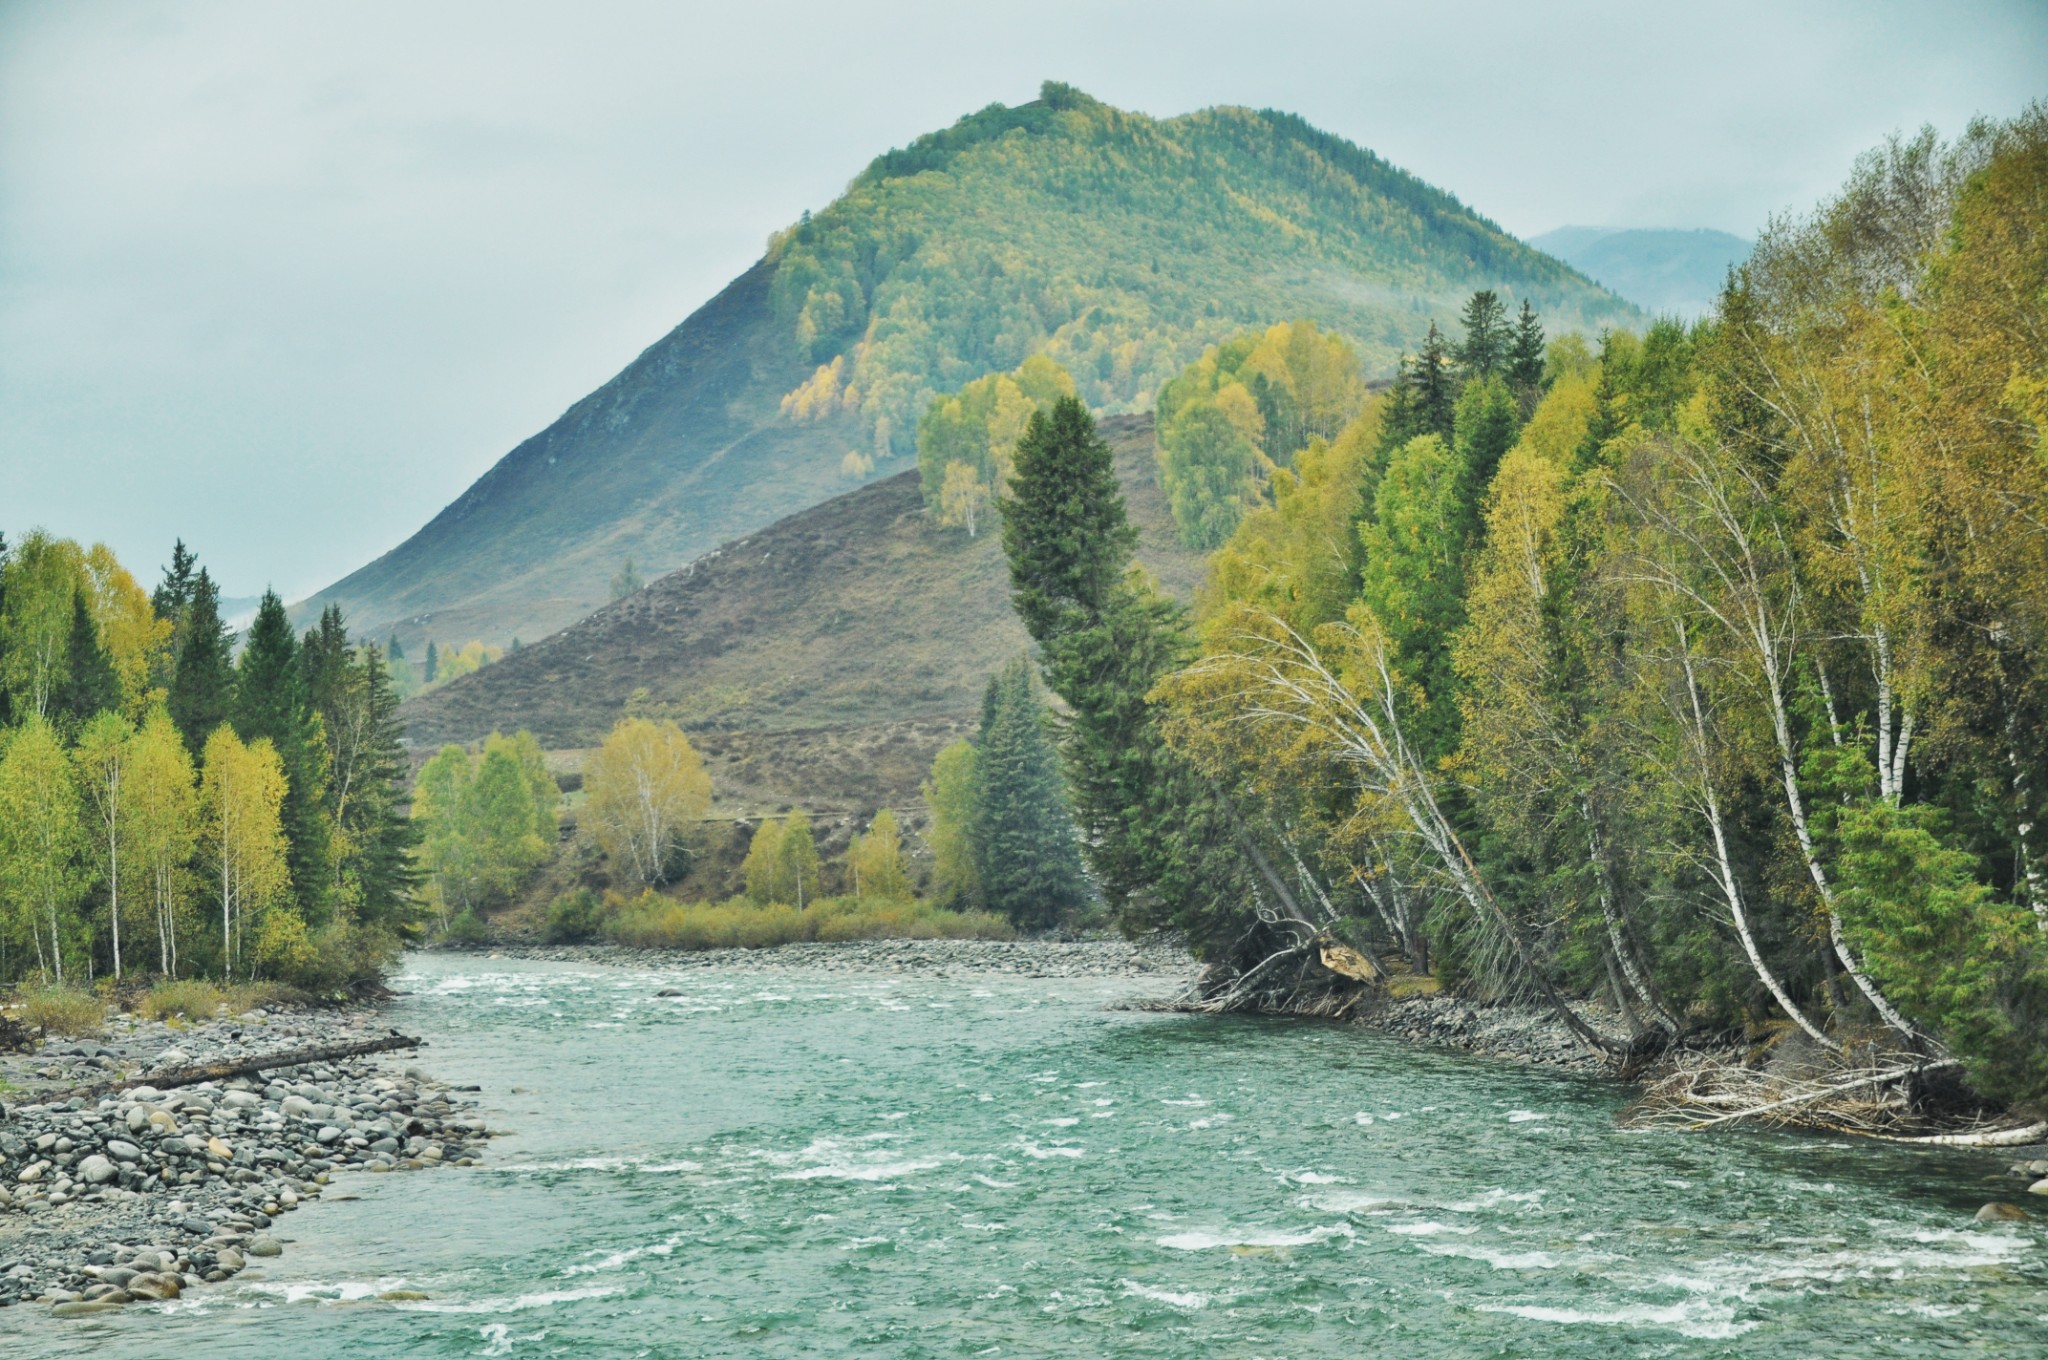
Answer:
2, 1, 2042, 600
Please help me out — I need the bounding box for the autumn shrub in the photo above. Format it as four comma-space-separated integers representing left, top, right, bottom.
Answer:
15, 983, 105, 1036
224, 980, 306, 1013
138, 979, 226, 1021
604, 890, 1012, 951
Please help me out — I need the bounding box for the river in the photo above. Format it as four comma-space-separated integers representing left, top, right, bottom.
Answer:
10, 953, 2044, 1357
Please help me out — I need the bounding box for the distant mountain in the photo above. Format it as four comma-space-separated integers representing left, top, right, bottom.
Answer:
1530, 227, 1752, 319
400, 414, 1199, 815
305, 83, 1640, 651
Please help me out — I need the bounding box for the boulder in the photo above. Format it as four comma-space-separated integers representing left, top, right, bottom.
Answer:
77, 1155, 118, 1185
1976, 1201, 2029, 1222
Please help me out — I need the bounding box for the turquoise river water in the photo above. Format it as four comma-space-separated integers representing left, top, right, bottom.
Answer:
9, 953, 2046, 1358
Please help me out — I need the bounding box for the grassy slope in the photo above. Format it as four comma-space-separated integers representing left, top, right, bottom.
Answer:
402, 414, 1197, 809
304, 87, 1636, 651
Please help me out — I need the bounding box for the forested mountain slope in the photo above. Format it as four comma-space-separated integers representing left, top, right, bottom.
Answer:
399, 416, 1197, 810
304, 83, 1637, 650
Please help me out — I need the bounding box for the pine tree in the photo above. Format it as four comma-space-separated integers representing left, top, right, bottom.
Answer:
1453, 290, 1509, 380
54, 589, 120, 727
424, 641, 439, 685
1506, 300, 1547, 395
1453, 376, 1523, 503
973, 660, 1089, 931
386, 634, 404, 661
168, 569, 234, 756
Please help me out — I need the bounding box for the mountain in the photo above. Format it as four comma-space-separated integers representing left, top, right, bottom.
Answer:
399, 414, 1199, 815
1530, 226, 1752, 319
306, 82, 1641, 651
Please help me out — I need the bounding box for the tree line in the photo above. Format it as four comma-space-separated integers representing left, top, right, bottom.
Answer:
996, 111, 2048, 1106
0, 537, 416, 990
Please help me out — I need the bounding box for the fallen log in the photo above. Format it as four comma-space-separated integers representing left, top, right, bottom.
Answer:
49, 1033, 421, 1104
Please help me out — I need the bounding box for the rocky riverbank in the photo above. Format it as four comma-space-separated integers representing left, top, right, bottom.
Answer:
476, 935, 1205, 979
0, 1003, 492, 1310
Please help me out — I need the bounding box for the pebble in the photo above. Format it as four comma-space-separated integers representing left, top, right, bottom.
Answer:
0, 1002, 495, 1312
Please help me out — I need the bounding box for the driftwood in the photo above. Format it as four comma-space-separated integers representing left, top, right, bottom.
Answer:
50, 1033, 421, 1104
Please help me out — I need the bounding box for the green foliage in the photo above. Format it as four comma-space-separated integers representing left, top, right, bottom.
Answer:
412, 732, 556, 924
1835, 800, 2048, 1103
1001, 397, 1137, 639
1153, 320, 1367, 547
973, 660, 1091, 932
922, 741, 981, 908
545, 888, 608, 944
915, 355, 1075, 532
12, 981, 103, 1036
443, 908, 489, 948
770, 84, 1635, 462
167, 569, 233, 758
741, 812, 822, 907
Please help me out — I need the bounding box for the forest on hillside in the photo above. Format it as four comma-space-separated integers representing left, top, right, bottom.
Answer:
774, 82, 1637, 463
995, 110, 2048, 1126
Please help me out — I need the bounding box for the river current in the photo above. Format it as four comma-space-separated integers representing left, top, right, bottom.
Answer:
11, 953, 2044, 1357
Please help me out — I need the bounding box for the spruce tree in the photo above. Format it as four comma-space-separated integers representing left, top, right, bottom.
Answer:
344, 644, 423, 931
973, 660, 1089, 932
1409, 322, 1457, 444
0, 531, 10, 728
386, 634, 404, 661
53, 589, 120, 727
1506, 300, 1547, 394
168, 569, 234, 755
236, 590, 332, 917
1000, 396, 1136, 638
424, 641, 439, 685
1453, 290, 1509, 380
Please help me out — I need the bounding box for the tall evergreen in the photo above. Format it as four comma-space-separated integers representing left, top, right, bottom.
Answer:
236, 590, 332, 915
0, 531, 11, 728
1410, 322, 1457, 444
151, 539, 197, 632
53, 589, 119, 727
168, 568, 234, 755
1506, 300, 1547, 394
972, 659, 1089, 932
1000, 396, 1263, 957
424, 641, 439, 685
342, 645, 423, 931
1453, 290, 1509, 380
1001, 397, 1136, 637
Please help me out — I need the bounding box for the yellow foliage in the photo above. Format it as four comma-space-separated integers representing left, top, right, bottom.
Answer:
584, 716, 711, 888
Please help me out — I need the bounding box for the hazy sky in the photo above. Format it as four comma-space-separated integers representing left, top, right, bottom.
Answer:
3, 1, 2042, 600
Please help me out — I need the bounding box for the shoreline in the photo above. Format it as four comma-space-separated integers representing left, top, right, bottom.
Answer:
0, 1000, 493, 1311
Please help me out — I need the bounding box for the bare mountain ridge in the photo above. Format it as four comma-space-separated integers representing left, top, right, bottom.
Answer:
400, 414, 1198, 817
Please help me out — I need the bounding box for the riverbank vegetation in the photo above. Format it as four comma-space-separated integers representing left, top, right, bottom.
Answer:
998, 111, 2048, 1129
0, 538, 418, 998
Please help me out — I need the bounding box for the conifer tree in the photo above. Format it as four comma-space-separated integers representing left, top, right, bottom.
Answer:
1506, 300, 1547, 395
337, 645, 421, 929
1409, 322, 1457, 443
168, 569, 234, 755
973, 660, 1089, 931
149, 536, 197, 684
1453, 290, 1509, 380
424, 641, 439, 685
236, 591, 332, 917
54, 588, 120, 728
1001, 397, 1137, 638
